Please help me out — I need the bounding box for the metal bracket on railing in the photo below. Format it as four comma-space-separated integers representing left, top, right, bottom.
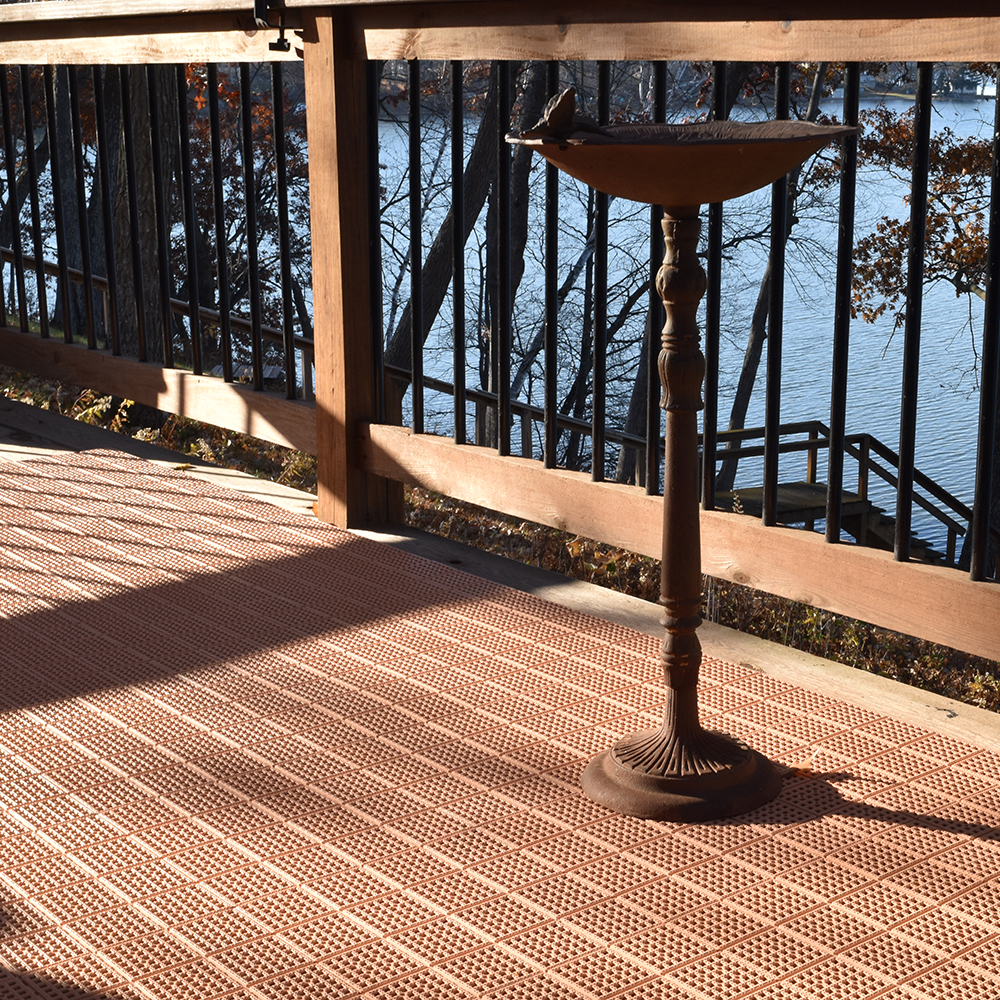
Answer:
253, 0, 291, 52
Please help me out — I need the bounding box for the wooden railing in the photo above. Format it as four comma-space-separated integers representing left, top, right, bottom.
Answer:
0, 1, 998, 662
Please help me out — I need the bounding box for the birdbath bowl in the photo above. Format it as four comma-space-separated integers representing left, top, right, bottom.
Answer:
509, 117, 853, 821
510, 119, 852, 209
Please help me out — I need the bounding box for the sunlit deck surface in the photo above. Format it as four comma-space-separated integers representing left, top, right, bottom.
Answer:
2, 402, 1000, 1000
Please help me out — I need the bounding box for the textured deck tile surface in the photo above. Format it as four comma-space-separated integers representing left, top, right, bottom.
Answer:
1, 449, 999, 999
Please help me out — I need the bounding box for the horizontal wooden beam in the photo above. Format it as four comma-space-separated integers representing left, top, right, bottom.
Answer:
356, 12, 1000, 62
0, 13, 299, 64
362, 424, 1000, 662
2, 0, 998, 63
6, 0, 1000, 21
0, 330, 317, 455
0, 1, 249, 23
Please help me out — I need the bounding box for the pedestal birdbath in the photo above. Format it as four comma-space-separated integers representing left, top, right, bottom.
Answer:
509, 99, 854, 821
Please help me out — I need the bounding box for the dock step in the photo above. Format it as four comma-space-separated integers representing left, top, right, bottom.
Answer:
716, 481, 869, 524
719, 481, 946, 565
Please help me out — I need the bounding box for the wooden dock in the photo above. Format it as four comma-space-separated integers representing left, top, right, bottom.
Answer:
716, 481, 870, 524
717, 481, 947, 563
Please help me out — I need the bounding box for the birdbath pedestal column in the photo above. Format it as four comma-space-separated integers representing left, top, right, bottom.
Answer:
509, 117, 854, 821
582, 202, 778, 820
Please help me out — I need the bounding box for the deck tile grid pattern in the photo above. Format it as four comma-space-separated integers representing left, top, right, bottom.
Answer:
0, 450, 999, 998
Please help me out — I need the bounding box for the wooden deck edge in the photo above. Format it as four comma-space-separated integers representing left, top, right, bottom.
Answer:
3, 3, 1000, 63
361, 423, 1000, 662
0, 329, 317, 455
356, 522, 1000, 753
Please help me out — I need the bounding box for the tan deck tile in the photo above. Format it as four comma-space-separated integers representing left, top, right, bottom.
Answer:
236, 885, 335, 932
946, 877, 1000, 932
4, 447, 1000, 1000
390, 914, 489, 964
361, 966, 477, 999
436, 944, 538, 995
209, 935, 309, 985
251, 962, 358, 998
134, 882, 229, 926
170, 906, 269, 954
322, 937, 424, 991
134, 958, 244, 999
499, 920, 597, 970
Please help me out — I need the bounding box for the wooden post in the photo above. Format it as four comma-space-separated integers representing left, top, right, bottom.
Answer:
303, 8, 388, 527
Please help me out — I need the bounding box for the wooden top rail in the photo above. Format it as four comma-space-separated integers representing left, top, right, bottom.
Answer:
2, 0, 999, 21
3, 0, 1000, 62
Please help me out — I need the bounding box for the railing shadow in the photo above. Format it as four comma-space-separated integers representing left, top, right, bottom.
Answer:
0, 452, 523, 714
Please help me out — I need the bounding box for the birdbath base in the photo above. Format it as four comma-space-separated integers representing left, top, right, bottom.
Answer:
582, 732, 782, 822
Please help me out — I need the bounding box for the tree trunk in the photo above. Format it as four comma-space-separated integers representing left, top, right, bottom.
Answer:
383, 64, 499, 378
50, 67, 84, 339
960, 400, 1000, 578
714, 259, 772, 492
108, 66, 179, 363
714, 62, 829, 494
482, 61, 550, 445
564, 248, 595, 469
0, 138, 49, 251
614, 310, 653, 484
611, 62, 751, 484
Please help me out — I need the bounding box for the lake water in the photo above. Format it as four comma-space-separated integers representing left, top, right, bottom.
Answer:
378, 95, 997, 556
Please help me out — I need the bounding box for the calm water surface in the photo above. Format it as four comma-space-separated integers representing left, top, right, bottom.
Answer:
380, 95, 995, 555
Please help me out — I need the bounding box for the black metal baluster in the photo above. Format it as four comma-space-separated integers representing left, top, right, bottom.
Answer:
176, 65, 202, 375
43, 67, 72, 344
146, 67, 174, 366
93, 66, 120, 354
592, 60, 610, 481
497, 60, 512, 457
763, 62, 790, 527
240, 63, 263, 389
120, 67, 148, 361
20, 68, 48, 339
0, 70, 6, 331
409, 59, 424, 434
543, 60, 559, 468
702, 60, 727, 510
1, 66, 28, 331
646, 61, 667, 495
451, 59, 466, 442
970, 85, 1000, 580
895, 63, 933, 560
68, 67, 95, 348
826, 63, 860, 542
367, 59, 384, 422
207, 64, 233, 382
271, 62, 295, 397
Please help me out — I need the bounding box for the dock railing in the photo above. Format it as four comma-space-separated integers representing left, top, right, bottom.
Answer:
0, 2, 998, 662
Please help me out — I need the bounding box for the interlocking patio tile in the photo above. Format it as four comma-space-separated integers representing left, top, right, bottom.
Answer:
2, 448, 1000, 1000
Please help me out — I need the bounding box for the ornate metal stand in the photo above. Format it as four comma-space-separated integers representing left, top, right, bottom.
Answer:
581, 207, 781, 821
509, 105, 853, 821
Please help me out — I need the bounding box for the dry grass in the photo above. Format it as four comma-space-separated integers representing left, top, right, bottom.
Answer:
0, 368, 319, 492
4, 365, 998, 712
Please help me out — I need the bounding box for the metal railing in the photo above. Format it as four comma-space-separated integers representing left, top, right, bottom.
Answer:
0, 62, 311, 396
371, 58, 1000, 582
1, 54, 998, 583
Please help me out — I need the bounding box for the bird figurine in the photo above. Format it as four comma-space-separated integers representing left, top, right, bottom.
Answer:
517, 87, 610, 141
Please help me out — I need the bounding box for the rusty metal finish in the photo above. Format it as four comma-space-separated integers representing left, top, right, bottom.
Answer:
509, 115, 854, 209
512, 107, 854, 820
582, 210, 781, 820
